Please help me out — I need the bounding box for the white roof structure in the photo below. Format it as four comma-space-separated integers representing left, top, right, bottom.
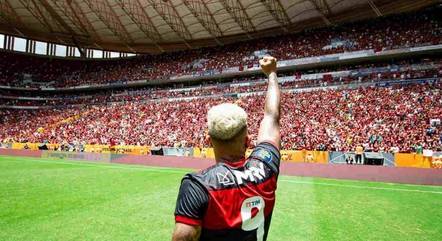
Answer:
0, 0, 437, 53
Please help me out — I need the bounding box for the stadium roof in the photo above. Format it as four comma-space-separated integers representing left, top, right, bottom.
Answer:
0, 0, 438, 54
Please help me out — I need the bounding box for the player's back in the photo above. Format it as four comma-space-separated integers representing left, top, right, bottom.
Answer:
174, 142, 280, 241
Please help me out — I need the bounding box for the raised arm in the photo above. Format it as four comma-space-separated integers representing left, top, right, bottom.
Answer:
257, 56, 281, 149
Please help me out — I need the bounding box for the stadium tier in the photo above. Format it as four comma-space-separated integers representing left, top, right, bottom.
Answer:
1, 58, 441, 106
0, 5, 441, 154
0, 7, 440, 88
1, 79, 440, 152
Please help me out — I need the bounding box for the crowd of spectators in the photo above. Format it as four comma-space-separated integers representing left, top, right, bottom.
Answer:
0, 7, 441, 153
2, 59, 441, 107
0, 6, 440, 88
1, 81, 440, 153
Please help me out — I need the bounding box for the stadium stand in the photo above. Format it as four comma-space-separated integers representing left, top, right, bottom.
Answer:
1, 79, 440, 152
1, 57, 441, 103
1, 2, 442, 241
0, 7, 440, 88
0, 6, 441, 154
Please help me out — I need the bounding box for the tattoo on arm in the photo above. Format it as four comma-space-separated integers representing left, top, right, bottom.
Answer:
258, 70, 281, 148
265, 72, 281, 121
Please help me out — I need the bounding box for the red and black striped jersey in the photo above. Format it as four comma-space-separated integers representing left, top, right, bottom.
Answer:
174, 142, 280, 241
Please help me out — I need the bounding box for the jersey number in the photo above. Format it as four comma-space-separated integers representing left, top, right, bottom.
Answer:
241, 196, 265, 241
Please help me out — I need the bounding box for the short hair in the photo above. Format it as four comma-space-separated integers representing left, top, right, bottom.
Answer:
207, 103, 248, 141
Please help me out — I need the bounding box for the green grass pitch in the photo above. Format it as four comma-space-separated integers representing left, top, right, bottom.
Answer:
1, 155, 441, 241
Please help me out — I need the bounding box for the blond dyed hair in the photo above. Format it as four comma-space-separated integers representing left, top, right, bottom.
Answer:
207, 103, 248, 140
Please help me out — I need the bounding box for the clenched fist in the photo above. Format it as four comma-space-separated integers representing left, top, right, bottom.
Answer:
259, 56, 277, 76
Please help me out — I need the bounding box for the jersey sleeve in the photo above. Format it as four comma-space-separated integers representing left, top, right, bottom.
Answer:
174, 177, 208, 226
249, 141, 281, 173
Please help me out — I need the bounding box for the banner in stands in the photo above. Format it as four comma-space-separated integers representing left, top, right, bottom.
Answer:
410, 44, 442, 52
280, 150, 329, 163
5, 142, 441, 169
41, 151, 111, 162
329, 152, 394, 166
339, 50, 373, 59
10, 142, 149, 155
79, 144, 149, 155
0, 142, 12, 149
320, 56, 339, 62
279, 56, 320, 67
431, 152, 442, 169
114, 145, 150, 155
193, 148, 216, 159
192, 148, 328, 163
12, 142, 40, 150
163, 147, 194, 157
84, 144, 111, 153
394, 153, 432, 168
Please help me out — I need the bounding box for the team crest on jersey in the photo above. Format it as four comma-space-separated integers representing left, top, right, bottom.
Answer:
217, 171, 235, 186
256, 149, 272, 163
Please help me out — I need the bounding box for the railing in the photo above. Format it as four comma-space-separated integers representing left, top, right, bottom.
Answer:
1, 77, 439, 109
1, 143, 440, 168
1, 44, 441, 92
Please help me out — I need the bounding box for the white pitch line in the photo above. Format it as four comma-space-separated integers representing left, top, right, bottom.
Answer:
3, 157, 442, 194
280, 179, 442, 194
